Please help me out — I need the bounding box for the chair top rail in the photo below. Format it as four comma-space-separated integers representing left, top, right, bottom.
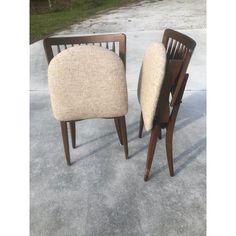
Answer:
43, 33, 126, 68
162, 28, 196, 51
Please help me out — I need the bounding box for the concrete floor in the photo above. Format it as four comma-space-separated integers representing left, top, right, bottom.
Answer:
30, 0, 206, 235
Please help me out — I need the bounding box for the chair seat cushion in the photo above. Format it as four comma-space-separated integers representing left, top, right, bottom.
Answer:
48, 45, 128, 121
137, 43, 166, 131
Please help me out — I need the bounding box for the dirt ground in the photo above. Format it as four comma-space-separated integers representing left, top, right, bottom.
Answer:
58, 0, 206, 35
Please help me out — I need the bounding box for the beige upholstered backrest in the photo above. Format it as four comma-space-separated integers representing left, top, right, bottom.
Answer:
48, 45, 128, 121
137, 43, 166, 131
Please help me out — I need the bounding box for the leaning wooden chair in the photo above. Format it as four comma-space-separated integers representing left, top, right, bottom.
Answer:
43, 33, 128, 165
138, 29, 196, 181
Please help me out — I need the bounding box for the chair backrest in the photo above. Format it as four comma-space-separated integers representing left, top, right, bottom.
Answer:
43, 33, 126, 69
156, 29, 196, 125
162, 29, 196, 106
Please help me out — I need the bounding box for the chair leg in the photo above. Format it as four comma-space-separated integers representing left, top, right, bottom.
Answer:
165, 104, 180, 177
166, 126, 174, 177
60, 121, 71, 166
159, 127, 162, 139
69, 121, 76, 149
144, 125, 160, 181
119, 116, 128, 159
114, 118, 123, 145
139, 112, 144, 138
165, 76, 188, 176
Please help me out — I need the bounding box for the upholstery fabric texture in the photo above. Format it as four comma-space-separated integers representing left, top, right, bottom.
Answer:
48, 45, 128, 121
137, 42, 166, 131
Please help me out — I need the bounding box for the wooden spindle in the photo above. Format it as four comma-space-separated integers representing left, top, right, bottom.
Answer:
170, 40, 177, 58
57, 45, 61, 53
173, 42, 180, 59
112, 42, 115, 52
167, 38, 173, 58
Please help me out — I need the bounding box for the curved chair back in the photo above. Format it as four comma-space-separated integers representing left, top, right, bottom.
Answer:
43, 33, 126, 69
157, 29, 196, 126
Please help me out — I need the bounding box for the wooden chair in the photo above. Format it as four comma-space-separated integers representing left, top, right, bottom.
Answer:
138, 29, 196, 181
43, 33, 128, 165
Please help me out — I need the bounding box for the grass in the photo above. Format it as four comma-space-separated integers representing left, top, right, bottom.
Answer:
30, 0, 139, 43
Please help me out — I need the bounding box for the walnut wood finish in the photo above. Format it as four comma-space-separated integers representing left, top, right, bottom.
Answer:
166, 74, 189, 177
119, 116, 128, 159
43, 33, 126, 68
60, 121, 71, 166
114, 118, 124, 145
44, 33, 128, 164
139, 112, 144, 138
69, 121, 76, 149
139, 112, 161, 139
144, 123, 160, 181
158, 127, 162, 140
141, 29, 196, 181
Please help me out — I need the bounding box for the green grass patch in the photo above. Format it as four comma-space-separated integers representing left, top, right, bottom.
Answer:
30, 0, 139, 43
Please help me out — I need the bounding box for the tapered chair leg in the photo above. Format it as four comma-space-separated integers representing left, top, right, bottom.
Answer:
165, 76, 188, 176
144, 125, 160, 181
165, 104, 180, 177
139, 112, 144, 138
119, 116, 128, 159
165, 127, 174, 177
114, 118, 123, 145
69, 121, 76, 149
60, 121, 71, 166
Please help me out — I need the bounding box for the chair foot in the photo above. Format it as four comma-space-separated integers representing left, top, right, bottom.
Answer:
144, 169, 150, 181
144, 125, 159, 181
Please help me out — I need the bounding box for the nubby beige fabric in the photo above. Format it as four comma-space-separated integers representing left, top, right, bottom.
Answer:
48, 45, 128, 121
138, 43, 166, 131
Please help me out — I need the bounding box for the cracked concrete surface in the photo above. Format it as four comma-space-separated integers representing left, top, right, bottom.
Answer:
30, 0, 206, 235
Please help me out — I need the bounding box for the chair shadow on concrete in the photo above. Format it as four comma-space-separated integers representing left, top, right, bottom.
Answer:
70, 120, 141, 164
139, 91, 205, 138
173, 92, 206, 133
128, 92, 205, 158
149, 137, 206, 180
70, 92, 205, 170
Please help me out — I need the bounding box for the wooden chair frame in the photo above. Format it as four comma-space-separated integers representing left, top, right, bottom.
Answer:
43, 33, 128, 165
139, 29, 196, 181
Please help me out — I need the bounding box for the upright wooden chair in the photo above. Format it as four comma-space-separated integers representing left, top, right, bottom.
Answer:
138, 29, 196, 181
43, 33, 128, 165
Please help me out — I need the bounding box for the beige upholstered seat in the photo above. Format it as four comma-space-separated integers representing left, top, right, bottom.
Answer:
137, 42, 166, 131
48, 45, 128, 121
